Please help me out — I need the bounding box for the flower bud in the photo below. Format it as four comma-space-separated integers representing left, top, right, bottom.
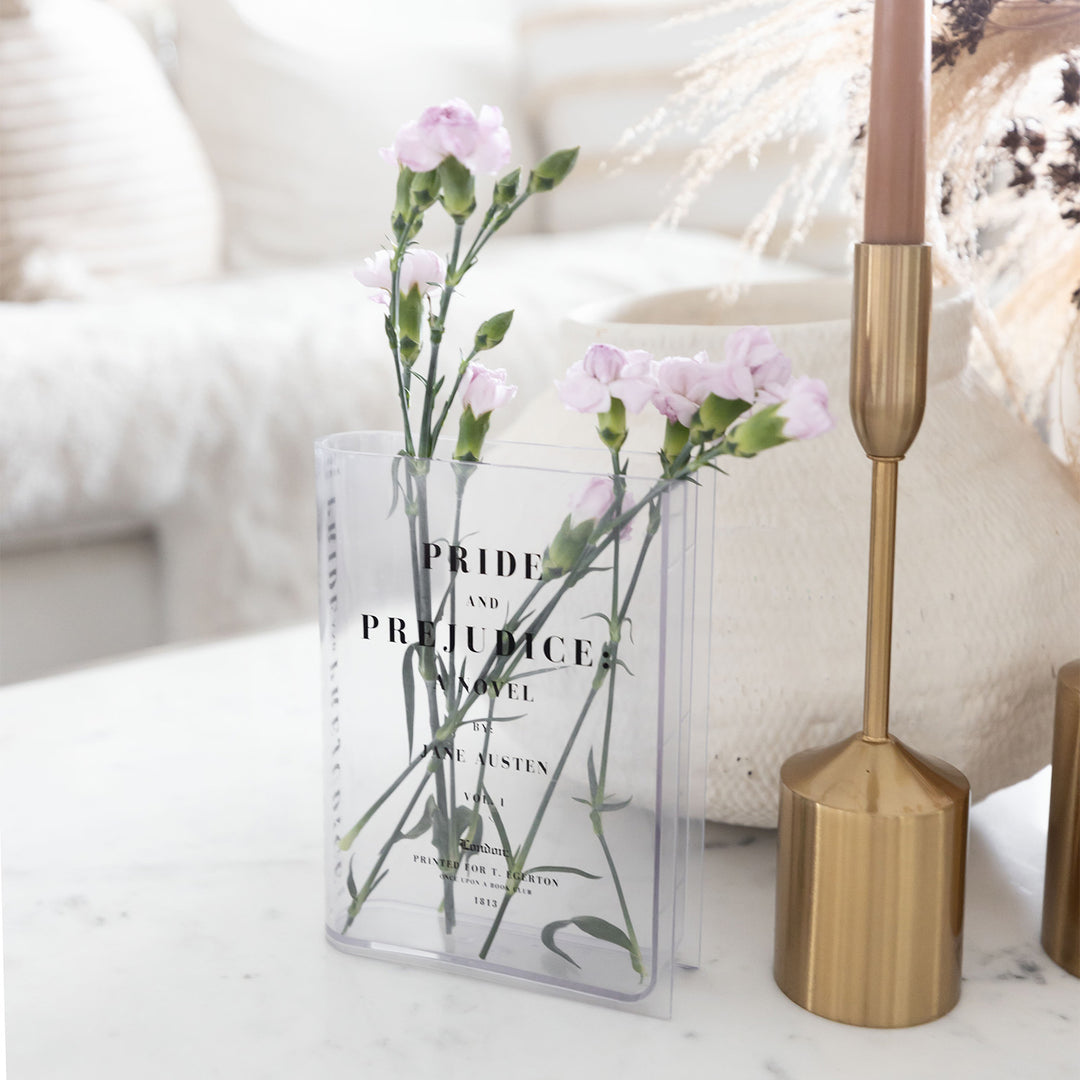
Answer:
453, 404, 492, 463
409, 168, 440, 211
541, 514, 593, 580
597, 398, 627, 451
439, 156, 477, 222
728, 403, 787, 456
474, 310, 514, 352
526, 147, 579, 195
493, 167, 521, 207
695, 393, 751, 442
392, 167, 414, 240
398, 287, 424, 366
662, 419, 689, 461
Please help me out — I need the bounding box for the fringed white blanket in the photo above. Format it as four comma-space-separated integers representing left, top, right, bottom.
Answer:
0, 226, 808, 640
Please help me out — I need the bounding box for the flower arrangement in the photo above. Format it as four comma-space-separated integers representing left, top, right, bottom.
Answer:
331, 98, 833, 979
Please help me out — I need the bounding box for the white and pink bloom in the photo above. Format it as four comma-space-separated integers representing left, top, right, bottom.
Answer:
652, 350, 743, 427
460, 362, 517, 417
354, 248, 446, 306
569, 476, 634, 540
556, 344, 657, 415
381, 99, 511, 176
725, 325, 793, 399
777, 376, 834, 440
677, 326, 793, 406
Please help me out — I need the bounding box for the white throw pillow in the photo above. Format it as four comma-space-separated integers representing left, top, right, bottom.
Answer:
0, 0, 222, 299
175, 0, 537, 270
519, 0, 852, 269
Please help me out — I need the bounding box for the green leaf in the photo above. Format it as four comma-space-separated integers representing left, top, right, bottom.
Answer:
458, 808, 483, 850
540, 919, 581, 968
430, 801, 450, 855
346, 856, 358, 900
401, 795, 436, 840
526, 146, 579, 194
387, 453, 404, 518
540, 915, 634, 969
523, 865, 601, 880
484, 792, 515, 868
583, 611, 616, 635
452, 803, 477, 841
498, 665, 561, 681
570, 916, 634, 951
598, 795, 632, 812
586, 748, 599, 799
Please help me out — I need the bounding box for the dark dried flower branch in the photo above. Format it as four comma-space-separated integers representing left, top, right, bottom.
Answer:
932, 0, 1003, 71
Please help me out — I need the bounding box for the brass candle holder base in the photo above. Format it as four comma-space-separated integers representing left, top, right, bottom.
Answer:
773, 242, 971, 1027
774, 733, 969, 1027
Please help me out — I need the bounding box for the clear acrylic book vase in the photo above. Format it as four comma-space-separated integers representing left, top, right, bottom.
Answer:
317, 432, 714, 1017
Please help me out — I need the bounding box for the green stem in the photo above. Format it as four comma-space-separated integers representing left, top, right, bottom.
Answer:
388, 211, 420, 456
587, 485, 661, 977
479, 678, 606, 959
456, 192, 531, 276
430, 346, 480, 448
419, 222, 464, 456
596, 828, 645, 977
343, 768, 433, 933
338, 749, 427, 852
479, 480, 664, 962
412, 469, 457, 932
454, 701, 497, 872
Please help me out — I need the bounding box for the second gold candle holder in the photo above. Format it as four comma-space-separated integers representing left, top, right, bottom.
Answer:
773, 244, 970, 1028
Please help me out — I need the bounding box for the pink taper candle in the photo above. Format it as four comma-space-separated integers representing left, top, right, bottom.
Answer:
863, 0, 929, 244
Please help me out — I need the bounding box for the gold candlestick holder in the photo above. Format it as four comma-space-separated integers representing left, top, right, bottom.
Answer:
773, 243, 971, 1028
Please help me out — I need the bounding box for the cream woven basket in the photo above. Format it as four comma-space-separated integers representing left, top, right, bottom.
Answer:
505, 278, 1080, 827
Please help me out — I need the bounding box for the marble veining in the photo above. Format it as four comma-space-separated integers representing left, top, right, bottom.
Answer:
0, 624, 1076, 1080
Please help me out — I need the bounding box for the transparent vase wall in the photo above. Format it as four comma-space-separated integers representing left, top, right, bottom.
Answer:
317, 432, 713, 1017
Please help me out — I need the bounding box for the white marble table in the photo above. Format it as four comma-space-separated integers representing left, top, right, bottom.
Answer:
1, 625, 1075, 1079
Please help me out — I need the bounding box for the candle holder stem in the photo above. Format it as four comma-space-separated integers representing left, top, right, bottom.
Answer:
863, 458, 898, 742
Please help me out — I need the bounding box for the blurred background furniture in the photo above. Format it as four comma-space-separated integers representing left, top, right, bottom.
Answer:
0, 0, 851, 683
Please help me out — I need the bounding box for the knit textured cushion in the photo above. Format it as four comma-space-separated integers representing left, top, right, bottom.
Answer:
0, 0, 221, 300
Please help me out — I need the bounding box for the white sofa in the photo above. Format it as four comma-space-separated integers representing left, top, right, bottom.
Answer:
0, 0, 851, 682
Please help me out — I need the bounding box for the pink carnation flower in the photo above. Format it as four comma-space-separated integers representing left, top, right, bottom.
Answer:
652, 350, 746, 427
460, 362, 517, 417
556, 344, 657, 415
724, 325, 793, 402
777, 376, 834, 440
570, 476, 634, 540
354, 248, 446, 306
381, 99, 511, 176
